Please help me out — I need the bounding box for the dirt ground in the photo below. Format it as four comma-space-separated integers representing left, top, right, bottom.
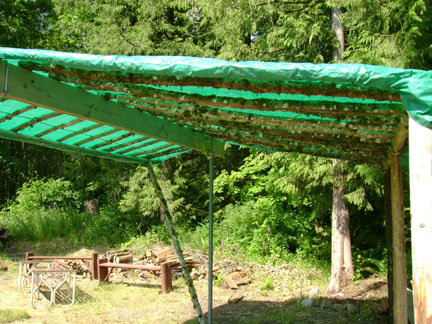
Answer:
0, 248, 389, 324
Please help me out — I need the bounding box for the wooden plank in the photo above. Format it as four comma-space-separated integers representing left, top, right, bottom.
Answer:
0, 61, 224, 157
0, 128, 152, 165
36, 118, 82, 137
409, 118, 432, 324
0, 105, 34, 123
390, 154, 408, 324
12, 112, 62, 132
99, 262, 161, 271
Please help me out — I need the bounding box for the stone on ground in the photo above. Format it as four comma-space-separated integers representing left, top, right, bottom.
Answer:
346, 303, 359, 313
301, 298, 314, 307
320, 299, 332, 309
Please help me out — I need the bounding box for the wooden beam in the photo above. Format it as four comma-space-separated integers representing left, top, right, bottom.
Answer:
383, 114, 409, 169
409, 117, 432, 324
384, 167, 394, 323
390, 154, 408, 324
0, 61, 224, 157
0, 128, 150, 165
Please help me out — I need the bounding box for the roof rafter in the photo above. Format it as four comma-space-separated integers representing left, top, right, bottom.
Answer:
0, 61, 224, 157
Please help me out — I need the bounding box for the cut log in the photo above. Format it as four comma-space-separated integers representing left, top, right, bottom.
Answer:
115, 255, 133, 263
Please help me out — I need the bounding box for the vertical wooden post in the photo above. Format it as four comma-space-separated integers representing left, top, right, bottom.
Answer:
384, 168, 394, 323
98, 257, 108, 283
160, 262, 173, 294
25, 252, 33, 261
147, 163, 206, 324
390, 154, 408, 324
91, 252, 98, 280
26, 252, 33, 268
409, 118, 432, 324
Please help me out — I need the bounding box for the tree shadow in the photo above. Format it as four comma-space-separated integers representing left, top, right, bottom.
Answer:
182, 296, 389, 324
102, 279, 179, 293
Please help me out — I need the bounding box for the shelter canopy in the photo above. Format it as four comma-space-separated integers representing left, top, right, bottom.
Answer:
1, 47, 432, 164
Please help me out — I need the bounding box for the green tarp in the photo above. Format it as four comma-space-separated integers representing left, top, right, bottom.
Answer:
0, 47, 431, 165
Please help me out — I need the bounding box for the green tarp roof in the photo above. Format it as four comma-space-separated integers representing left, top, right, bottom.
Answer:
1, 47, 431, 164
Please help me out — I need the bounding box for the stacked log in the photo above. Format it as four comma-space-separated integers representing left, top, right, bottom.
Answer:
105, 248, 135, 263
137, 246, 200, 277
65, 260, 89, 276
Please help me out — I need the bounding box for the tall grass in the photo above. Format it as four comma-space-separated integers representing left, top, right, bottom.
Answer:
0, 206, 143, 247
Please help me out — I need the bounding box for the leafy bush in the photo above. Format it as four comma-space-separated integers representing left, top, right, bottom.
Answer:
8, 178, 80, 213
0, 177, 145, 246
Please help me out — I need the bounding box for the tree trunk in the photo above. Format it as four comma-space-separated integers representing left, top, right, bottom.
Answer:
326, 7, 354, 295
327, 159, 354, 294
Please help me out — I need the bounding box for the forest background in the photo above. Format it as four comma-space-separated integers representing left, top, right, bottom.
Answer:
0, 0, 431, 282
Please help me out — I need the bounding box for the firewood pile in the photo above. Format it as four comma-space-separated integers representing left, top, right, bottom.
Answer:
137, 246, 201, 277
104, 248, 135, 263
65, 260, 89, 276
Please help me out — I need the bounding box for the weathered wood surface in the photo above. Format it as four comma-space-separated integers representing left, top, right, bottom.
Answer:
390, 154, 408, 324
409, 118, 432, 324
384, 168, 394, 323
0, 61, 225, 157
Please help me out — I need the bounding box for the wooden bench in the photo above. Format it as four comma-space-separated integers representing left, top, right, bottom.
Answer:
26, 251, 99, 279
98, 258, 173, 293
30, 259, 77, 307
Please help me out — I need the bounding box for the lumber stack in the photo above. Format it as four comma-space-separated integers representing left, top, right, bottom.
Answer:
105, 248, 135, 263
137, 246, 200, 276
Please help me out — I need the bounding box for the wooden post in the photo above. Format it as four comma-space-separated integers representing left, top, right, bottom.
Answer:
384, 168, 394, 323
91, 252, 98, 280
25, 252, 33, 268
409, 118, 432, 324
390, 154, 408, 324
147, 163, 206, 324
160, 262, 173, 294
98, 257, 109, 283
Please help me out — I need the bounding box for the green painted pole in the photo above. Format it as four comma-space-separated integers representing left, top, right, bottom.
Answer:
146, 163, 206, 324
208, 138, 214, 324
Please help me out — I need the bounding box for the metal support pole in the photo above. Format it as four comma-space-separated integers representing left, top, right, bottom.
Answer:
147, 163, 206, 324
208, 138, 215, 324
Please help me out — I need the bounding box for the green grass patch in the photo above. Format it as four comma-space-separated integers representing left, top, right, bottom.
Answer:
0, 309, 30, 323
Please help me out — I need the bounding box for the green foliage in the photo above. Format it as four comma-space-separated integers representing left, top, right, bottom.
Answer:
8, 178, 80, 213
260, 277, 275, 291
206, 0, 333, 62
212, 151, 386, 268
53, 0, 218, 56
119, 165, 184, 225
0, 0, 57, 48
61, 154, 135, 207
342, 0, 432, 69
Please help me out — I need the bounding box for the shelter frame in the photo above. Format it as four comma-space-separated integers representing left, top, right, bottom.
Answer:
1, 48, 432, 324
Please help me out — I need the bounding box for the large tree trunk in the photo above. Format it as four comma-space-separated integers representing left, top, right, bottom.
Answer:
326, 7, 354, 295
327, 159, 354, 294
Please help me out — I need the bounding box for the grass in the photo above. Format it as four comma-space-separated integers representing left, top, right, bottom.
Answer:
0, 309, 30, 323
0, 242, 390, 324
